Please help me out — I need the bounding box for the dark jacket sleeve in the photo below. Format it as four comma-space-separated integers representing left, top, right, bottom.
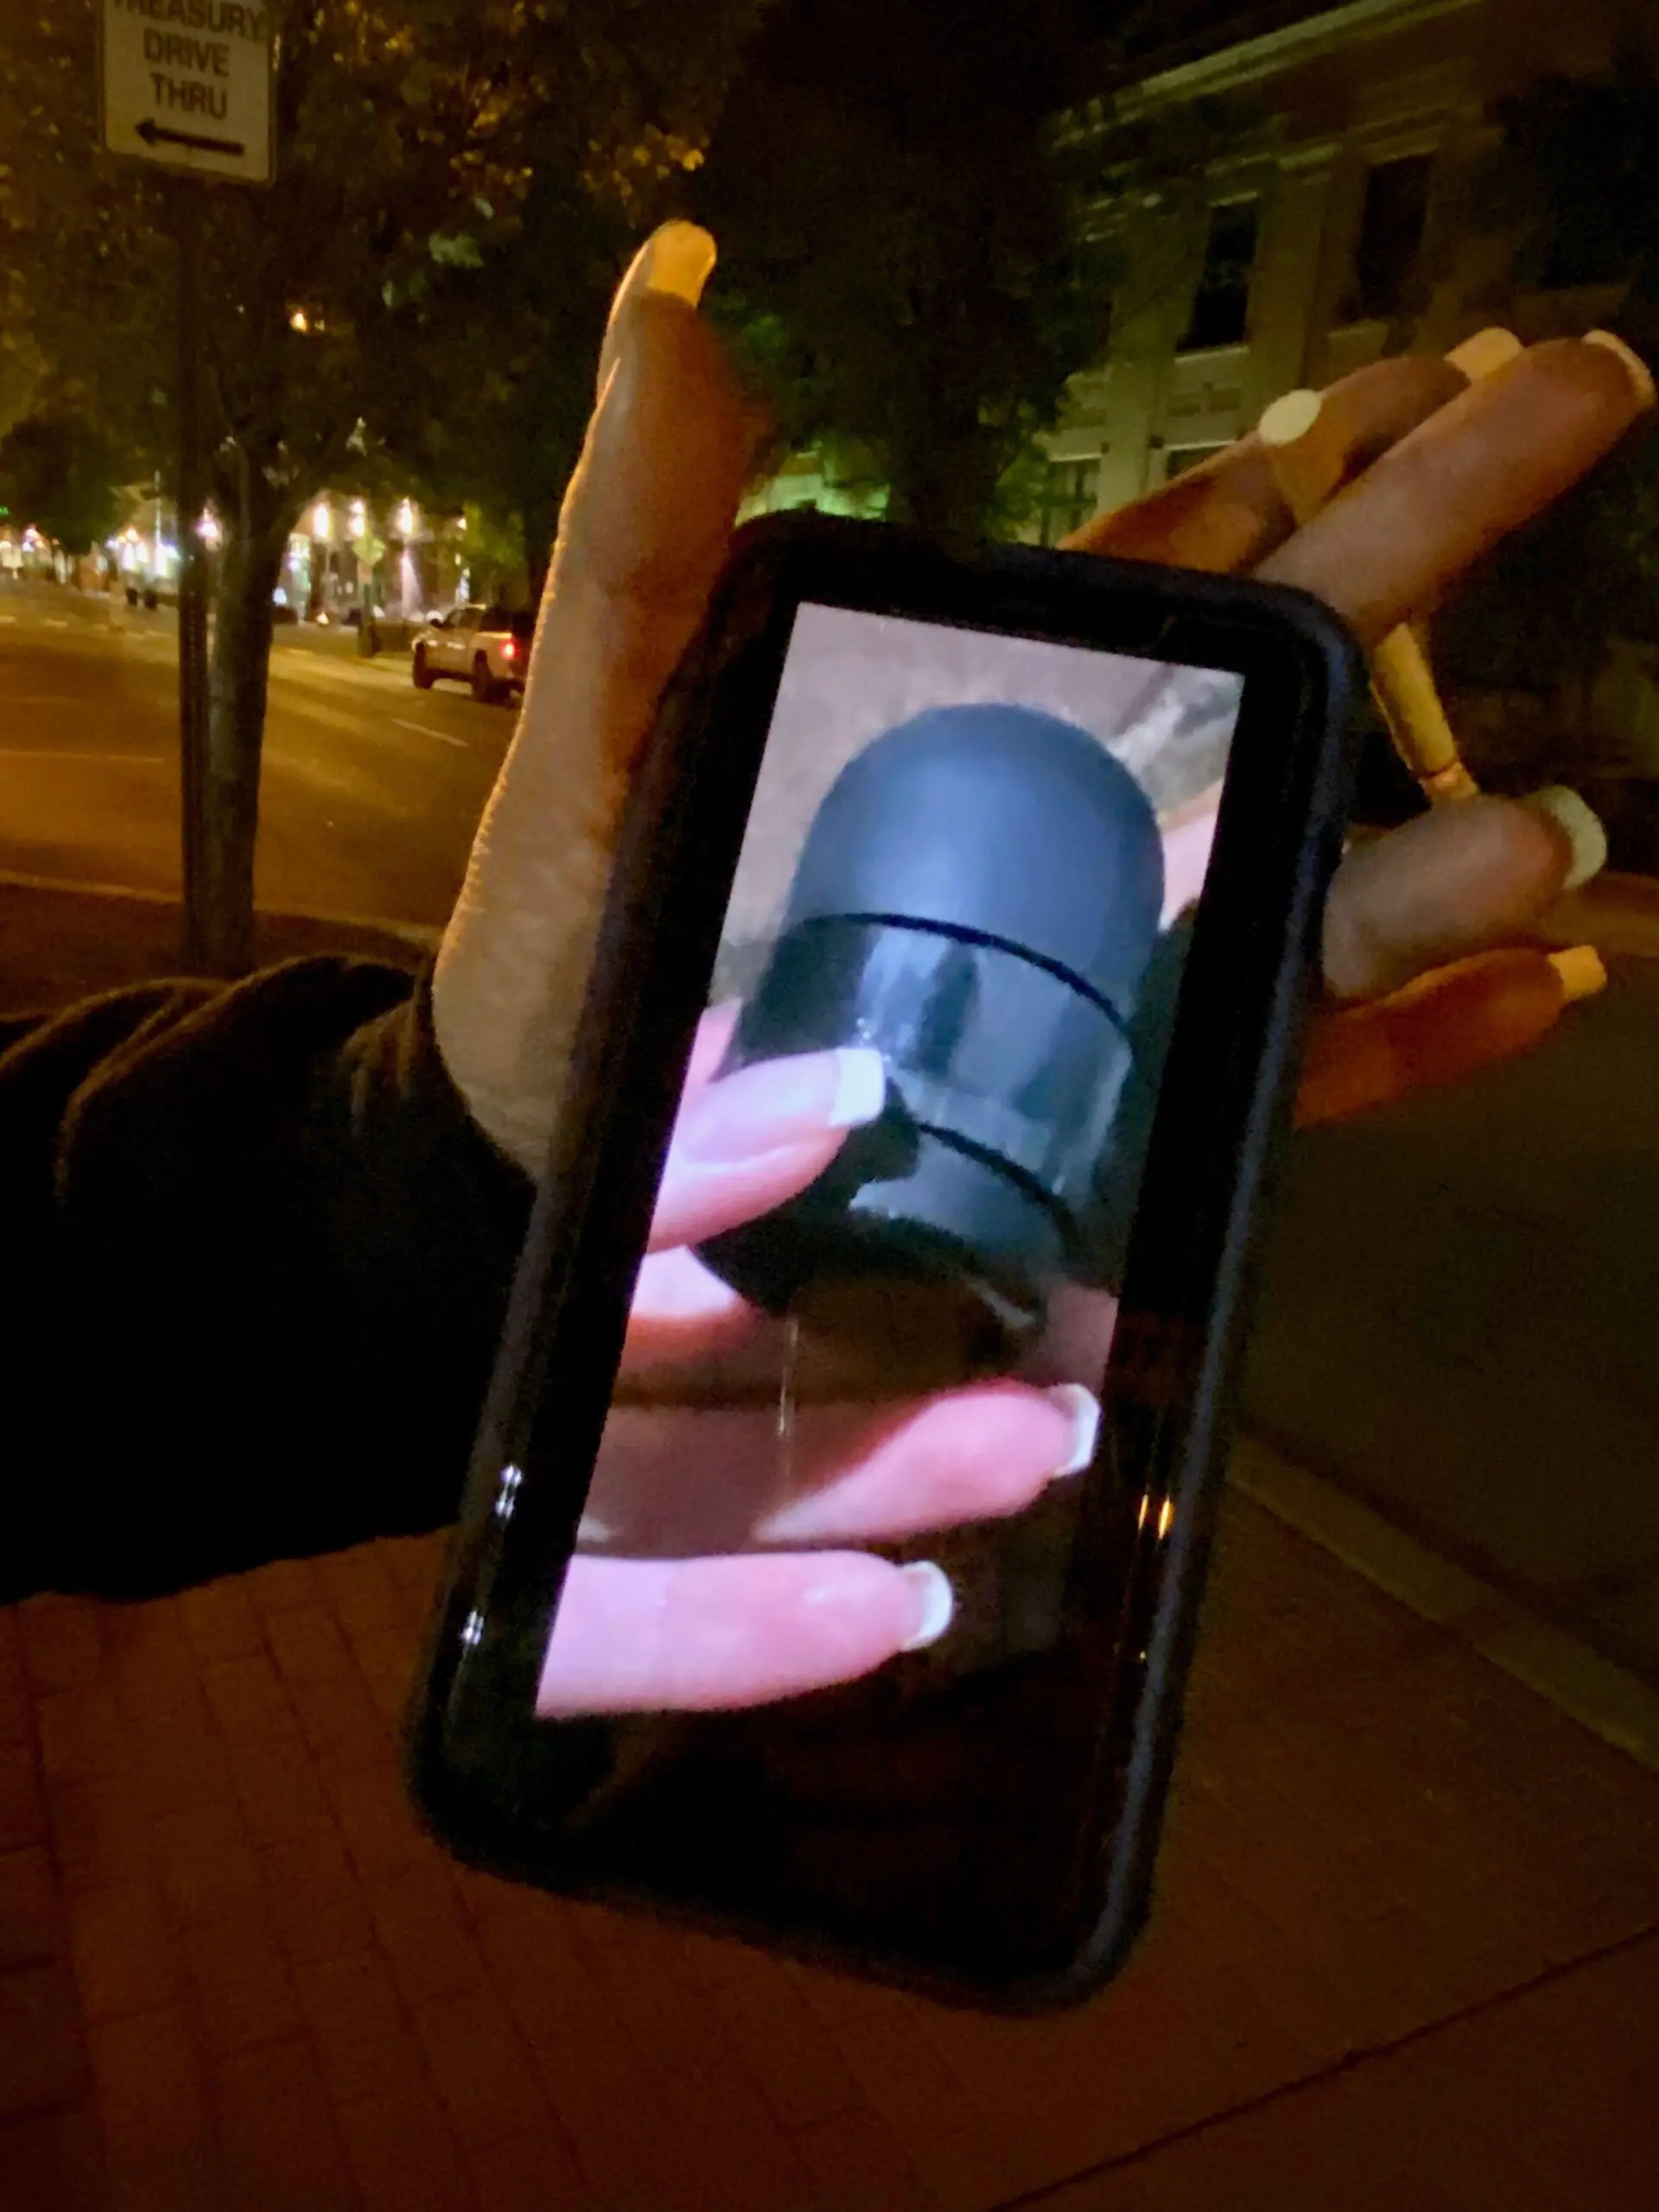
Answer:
2, 959, 534, 1602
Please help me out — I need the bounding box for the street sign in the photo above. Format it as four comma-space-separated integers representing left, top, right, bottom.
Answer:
99, 0, 274, 186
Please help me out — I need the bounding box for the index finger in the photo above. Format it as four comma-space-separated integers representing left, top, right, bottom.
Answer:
1065, 351, 1469, 575
1258, 337, 1652, 643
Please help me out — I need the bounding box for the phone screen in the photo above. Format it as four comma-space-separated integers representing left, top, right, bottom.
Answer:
502, 599, 1249, 1984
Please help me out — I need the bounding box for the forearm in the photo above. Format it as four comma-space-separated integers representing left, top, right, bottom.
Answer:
3, 961, 532, 1602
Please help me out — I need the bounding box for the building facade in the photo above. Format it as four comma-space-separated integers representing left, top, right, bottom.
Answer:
1042, 0, 1643, 530
743, 0, 1645, 539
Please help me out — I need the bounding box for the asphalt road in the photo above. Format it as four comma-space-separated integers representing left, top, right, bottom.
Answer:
4, 577, 1657, 1681
0, 579, 509, 928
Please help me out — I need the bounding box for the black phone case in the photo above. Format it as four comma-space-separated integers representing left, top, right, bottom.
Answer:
405, 512, 1365, 2013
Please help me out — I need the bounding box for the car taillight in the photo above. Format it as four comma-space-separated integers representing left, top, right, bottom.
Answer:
502, 639, 517, 660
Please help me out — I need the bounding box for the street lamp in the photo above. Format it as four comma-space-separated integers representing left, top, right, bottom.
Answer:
312, 502, 332, 542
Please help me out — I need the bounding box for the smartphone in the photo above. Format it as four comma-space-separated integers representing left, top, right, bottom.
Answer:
407, 512, 1363, 2013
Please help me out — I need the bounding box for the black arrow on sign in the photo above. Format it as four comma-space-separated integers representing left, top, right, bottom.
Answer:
137, 118, 245, 158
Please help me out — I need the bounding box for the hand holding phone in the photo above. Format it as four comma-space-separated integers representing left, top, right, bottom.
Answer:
413, 223, 1645, 2011
431, 226, 1641, 1194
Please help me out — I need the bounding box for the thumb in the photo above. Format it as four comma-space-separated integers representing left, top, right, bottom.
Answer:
433, 224, 751, 1175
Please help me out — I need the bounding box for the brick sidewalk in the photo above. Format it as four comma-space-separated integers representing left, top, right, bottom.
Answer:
3, 881, 1659, 2206
3, 1491, 1656, 2212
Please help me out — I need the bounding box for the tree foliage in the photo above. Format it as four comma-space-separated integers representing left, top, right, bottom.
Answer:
5, 0, 765, 545
0, 412, 126, 554
692, 0, 1124, 539
391, 168, 630, 604
0, 0, 767, 968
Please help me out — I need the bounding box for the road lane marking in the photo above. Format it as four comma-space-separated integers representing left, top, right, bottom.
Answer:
0, 747, 166, 764
0, 862, 442, 948
391, 716, 467, 747
45, 617, 70, 628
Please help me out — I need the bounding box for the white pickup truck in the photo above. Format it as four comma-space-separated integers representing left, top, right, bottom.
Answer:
410, 603, 534, 703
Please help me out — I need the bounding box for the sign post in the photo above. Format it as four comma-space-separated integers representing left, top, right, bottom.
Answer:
172, 177, 209, 966
99, 0, 273, 968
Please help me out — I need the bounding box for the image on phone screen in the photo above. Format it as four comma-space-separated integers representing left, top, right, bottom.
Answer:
531, 602, 1244, 1730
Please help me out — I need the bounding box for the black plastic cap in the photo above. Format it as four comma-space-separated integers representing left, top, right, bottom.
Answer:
781, 703, 1165, 1018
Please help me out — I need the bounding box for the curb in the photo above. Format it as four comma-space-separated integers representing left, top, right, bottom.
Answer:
1232, 1433, 1659, 1772
0, 866, 442, 953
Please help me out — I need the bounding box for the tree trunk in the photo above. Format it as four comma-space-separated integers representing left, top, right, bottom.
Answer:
202, 513, 289, 976
887, 461, 1001, 543
885, 403, 1003, 544
523, 485, 559, 607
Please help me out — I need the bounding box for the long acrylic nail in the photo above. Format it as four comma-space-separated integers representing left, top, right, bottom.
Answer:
676, 1047, 886, 1163
1046, 1383, 1102, 1477
1521, 785, 1609, 892
1584, 330, 1656, 411
899, 1561, 955, 1650
596, 220, 718, 397
1446, 327, 1522, 382
643, 219, 717, 307
1548, 944, 1608, 1003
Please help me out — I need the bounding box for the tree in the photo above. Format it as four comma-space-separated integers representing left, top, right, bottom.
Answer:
688, 0, 1281, 541
391, 169, 630, 606
0, 413, 127, 556
0, 0, 766, 972
691, 0, 1123, 540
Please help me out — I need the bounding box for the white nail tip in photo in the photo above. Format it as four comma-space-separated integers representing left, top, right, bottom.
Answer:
899, 1561, 956, 1650
827, 1046, 888, 1129
1046, 1382, 1103, 1477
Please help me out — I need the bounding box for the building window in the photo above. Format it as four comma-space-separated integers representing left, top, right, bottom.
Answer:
1164, 443, 1229, 481
1341, 153, 1433, 323
1180, 200, 1258, 353
1039, 458, 1101, 545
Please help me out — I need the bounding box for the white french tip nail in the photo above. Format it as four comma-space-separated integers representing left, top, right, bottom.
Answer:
827, 1046, 887, 1129
1584, 330, 1656, 411
1046, 1383, 1102, 1477
899, 1561, 955, 1651
1521, 785, 1609, 893
1446, 327, 1522, 382
644, 220, 717, 308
